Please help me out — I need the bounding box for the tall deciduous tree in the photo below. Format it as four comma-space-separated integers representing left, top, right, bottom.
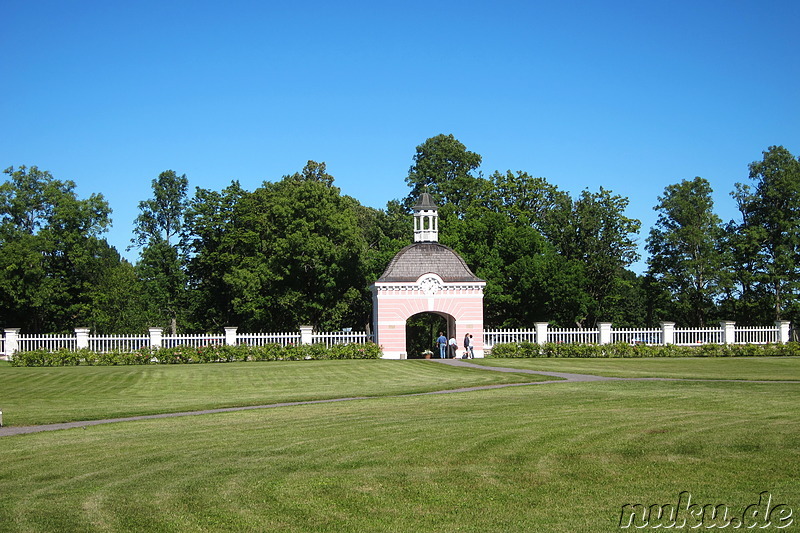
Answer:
646, 177, 725, 326
730, 145, 800, 322
185, 162, 377, 332
404, 134, 487, 214
131, 170, 189, 334
558, 188, 641, 326
183, 181, 247, 330
235, 167, 367, 330
486, 170, 572, 235
0, 166, 117, 331
441, 205, 589, 328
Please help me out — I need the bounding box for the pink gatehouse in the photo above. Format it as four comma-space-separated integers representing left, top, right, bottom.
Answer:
371, 194, 486, 359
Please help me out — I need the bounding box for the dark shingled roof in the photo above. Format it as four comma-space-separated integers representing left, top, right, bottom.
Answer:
413, 192, 438, 210
377, 242, 484, 283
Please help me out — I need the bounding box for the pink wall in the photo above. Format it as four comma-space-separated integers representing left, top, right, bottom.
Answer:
373, 285, 485, 359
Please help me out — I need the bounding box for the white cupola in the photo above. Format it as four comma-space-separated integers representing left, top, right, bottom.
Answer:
413, 192, 439, 242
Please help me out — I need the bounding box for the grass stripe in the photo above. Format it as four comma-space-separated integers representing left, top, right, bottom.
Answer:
0, 360, 546, 427
0, 380, 797, 532
472, 356, 800, 380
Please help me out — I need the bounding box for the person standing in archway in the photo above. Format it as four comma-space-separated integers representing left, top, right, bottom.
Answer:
437, 332, 448, 359
448, 335, 458, 358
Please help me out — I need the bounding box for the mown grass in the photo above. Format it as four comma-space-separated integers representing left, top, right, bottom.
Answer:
475, 356, 800, 380
0, 379, 797, 532
0, 359, 547, 427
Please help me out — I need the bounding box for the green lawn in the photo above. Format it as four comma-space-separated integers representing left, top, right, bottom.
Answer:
0, 359, 547, 427
473, 356, 800, 381
0, 379, 797, 532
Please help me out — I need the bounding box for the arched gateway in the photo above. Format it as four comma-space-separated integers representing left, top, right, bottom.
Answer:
371, 194, 486, 359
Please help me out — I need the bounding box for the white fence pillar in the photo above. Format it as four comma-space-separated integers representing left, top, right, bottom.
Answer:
75, 328, 91, 350
300, 326, 314, 345
224, 327, 238, 346
4, 328, 20, 355
720, 321, 736, 344
661, 321, 675, 345
598, 322, 612, 345
776, 320, 791, 344
535, 322, 549, 345
149, 327, 163, 349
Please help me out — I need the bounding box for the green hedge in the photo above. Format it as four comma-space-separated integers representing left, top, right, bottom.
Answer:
488, 341, 800, 358
9, 342, 383, 367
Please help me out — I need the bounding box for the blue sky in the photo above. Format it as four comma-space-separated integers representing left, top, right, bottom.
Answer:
2, 0, 798, 272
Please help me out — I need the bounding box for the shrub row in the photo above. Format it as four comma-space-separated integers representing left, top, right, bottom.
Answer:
488, 341, 800, 358
9, 342, 383, 367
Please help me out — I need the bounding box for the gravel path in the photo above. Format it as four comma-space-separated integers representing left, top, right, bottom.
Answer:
1, 359, 796, 437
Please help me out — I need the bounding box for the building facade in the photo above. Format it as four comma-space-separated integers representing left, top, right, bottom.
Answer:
371, 194, 486, 359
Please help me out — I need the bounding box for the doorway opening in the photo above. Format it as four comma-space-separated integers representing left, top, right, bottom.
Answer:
405, 312, 454, 359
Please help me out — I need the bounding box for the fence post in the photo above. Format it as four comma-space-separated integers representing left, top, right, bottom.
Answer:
75, 328, 91, 350
149, 327, 163, 349
224, 327, 238, 346
660, 321, 675, 345
300, 326, 314, 345
720, 321, 736, 344
4, 328, 20, 355
776, 320, 791, 344
534, 322, 549, 345
598, 322, 612, 345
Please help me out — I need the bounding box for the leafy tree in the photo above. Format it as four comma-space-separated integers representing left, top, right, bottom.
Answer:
238, 171, 367, 330
285, 159, 335, 186
404, 134, 487, 214
0, 166, 114, 331
131, 170, 189, 333
354, 200, 409, 286
480, 171, 643, 326
185, 162, 377, 332
728, 146, 800, 323
85, 246, 151, 333
486, 170, 572, 237
184, 181, 248, 330
646, 177, 726, 326
132, 170, 189, 247
555, 188, 641, 325
606, 269, 649, 327
439, 204, 590, 328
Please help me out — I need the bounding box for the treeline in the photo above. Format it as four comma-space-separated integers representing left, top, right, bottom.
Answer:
1, 135, 798, 333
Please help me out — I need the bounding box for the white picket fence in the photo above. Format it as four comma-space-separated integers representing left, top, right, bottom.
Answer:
483, 321, 790, 350
312, 331, 373, 347
611, 328, 663, 345
235, 332, 302, 347
16, 333, 79, 353
735, 326, 780, 344
483, 328, 537, 347
548, 328, 601, 344
673, 327, 724, 346
88, 334, 151, 353
0, 321, 790, 357
0, 327, 372, 355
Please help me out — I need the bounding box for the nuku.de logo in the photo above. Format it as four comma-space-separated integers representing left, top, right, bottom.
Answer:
619, 491, 793, 529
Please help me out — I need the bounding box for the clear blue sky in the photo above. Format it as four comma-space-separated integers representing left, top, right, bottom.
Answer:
2, 0, 798, 272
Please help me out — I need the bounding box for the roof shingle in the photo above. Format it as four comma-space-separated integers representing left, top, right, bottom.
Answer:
376, 242, 484, 283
